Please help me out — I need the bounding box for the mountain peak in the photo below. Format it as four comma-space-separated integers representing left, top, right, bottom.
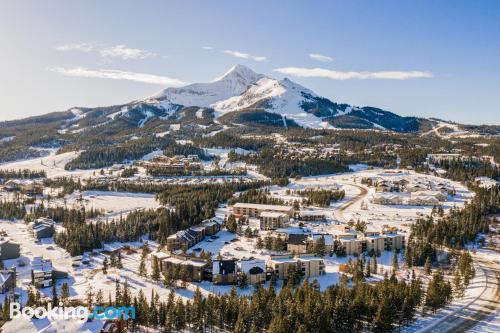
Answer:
213, 64, 263, 83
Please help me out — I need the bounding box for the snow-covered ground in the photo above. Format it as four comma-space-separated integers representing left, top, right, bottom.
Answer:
403, 247, 500, 332
48, 190, 159, 219
265, 169, 472, 234
0, 149, 96, 178
0, 166, 484, 331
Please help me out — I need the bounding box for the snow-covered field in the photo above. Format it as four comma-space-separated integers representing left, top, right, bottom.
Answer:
0, 149, 95, 178
49, 190, 160, 219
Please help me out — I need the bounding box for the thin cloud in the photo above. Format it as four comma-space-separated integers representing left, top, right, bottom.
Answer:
50, 67, 186, 86
274, 67, 433, 80
100, 45, 155, 60
221, 49, 267, 62
55, 43, 94, 52
202, 46, 214, 51
309, 53, 333, 62
56, 43, 156, 60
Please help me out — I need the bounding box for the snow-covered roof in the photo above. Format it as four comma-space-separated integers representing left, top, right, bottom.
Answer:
297, 255, 323, 263
260, 211, 288, 218
310, 234, 334, 245
275, 227, 310, 235
268, 256, 298, 264
299, 210, 326, 216
233, 202, 293, 211
238, 259, 266, 274
152, 251, 169, 260
162, 256, 207, 267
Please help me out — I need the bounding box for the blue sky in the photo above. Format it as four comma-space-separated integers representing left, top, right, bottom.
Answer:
1, 0, 499, 124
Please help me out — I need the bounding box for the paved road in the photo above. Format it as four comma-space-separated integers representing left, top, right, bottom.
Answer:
417, 252, 500, 333
335, 183, 368, 223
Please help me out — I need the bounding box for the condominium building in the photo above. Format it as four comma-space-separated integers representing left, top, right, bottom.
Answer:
0, 238, 20, 260
259, 211, 289, 230
212, 259, 238, 285
32, 257, 53, 288
158, 254, 208, 282
232, 203, 294, 218
267, 255, 325, 280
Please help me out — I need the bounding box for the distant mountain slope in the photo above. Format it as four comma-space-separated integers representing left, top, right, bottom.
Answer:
4, 64, 492, 139
126, 64, 429, 131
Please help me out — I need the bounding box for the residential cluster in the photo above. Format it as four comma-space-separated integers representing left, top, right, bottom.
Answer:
1, 179, 43, 195
166, 218, 222, 251
364, 176, 455, 206
137, 154, 202, 172
28, 217, 56, 240
152, 252, 325, 285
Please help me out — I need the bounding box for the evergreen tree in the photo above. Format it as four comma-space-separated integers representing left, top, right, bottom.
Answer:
226, 214, 237, 233
425, 269, 453, 312
102, 257, 108, 274
238, 273, 248, 289
51, 283, 58, 305
114, 279, 122, 306
139, 254, 148, 278
116, 252, 123, 269
244, 226, 253, 238
256, 236, 263, 249
151, 255, 161, 282
373, 297, 393, 333
85, 285, 94, 309
453, 270, 465, 298
392, 251, 399, 273
2, 297, 10, 321
61, 282, 70, 305
95, 289, 104, 305
313, 235, 326, 257
424, 257, 432, 275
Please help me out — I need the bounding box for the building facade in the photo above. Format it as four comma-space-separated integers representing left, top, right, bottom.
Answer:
232, 203, 294, 218
260, 212, 289, 230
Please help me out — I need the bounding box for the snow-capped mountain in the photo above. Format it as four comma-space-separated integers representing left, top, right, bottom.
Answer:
129, 64, 423, 131
18, 64, 428, 134
147, 64, 265, 109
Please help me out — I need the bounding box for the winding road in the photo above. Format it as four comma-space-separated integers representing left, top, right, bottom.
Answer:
334, 183, 368, 223
416, 250, 500, 333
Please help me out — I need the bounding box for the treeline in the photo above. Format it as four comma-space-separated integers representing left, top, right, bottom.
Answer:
428, 158, 500, 182
102, 273, 427, 333
409, 186, 498, 248
55, 209, 159, 255
121, 167, 138, 178
0, 200, 26, 219
246, 148, 349, 178
156, 182, 270, 216
55, 182, 270, 255
64, 136, 173, 170
84, 180, 172, 193
145, 166, 245, 177
25, 204, 103, 224
55, 205, 209, 255
293, 189, 345, 207
0, 169, 46, 179
44, 177, 82, 196
193, 131, 274, 151
228, 188, 285, 206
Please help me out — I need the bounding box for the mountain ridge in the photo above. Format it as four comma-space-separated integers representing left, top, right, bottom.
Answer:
4, 64, 493, 136
117, 64, 429, 131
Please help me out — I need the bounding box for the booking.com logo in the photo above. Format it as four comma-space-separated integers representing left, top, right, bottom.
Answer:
10, 302, 136, 321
